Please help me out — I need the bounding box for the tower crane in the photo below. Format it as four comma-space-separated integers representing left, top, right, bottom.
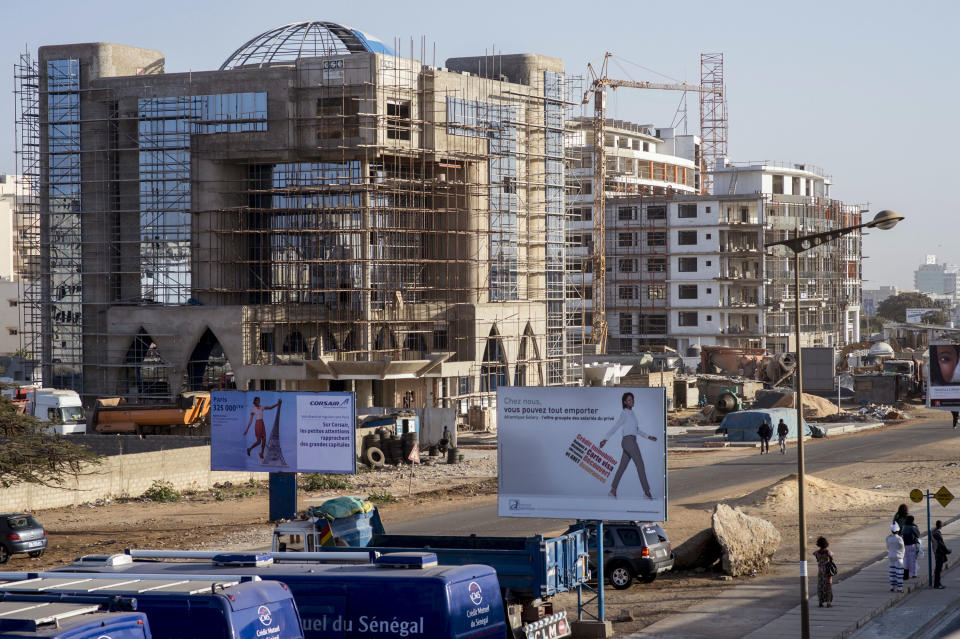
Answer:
582, 52, 722, 354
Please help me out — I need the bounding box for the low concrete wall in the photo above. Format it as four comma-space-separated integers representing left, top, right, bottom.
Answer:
0, 446, 267, 513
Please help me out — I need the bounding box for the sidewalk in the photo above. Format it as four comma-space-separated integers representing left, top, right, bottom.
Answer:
624, 506, 960, 638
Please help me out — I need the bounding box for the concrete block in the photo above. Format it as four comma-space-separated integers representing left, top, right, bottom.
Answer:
570, 620, 613, 638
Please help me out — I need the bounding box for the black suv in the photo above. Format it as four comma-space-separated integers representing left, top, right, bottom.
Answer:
0, 513, 47, 563
567, 521, 674, 589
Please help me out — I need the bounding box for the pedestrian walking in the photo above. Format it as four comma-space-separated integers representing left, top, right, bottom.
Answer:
893, 504, 910, 535
813, 537, 835, 607
757, 417, 772, 455
933, 519, 952, 589
952, 410, 959, 429
887, 523, 905, 592
777, 418, 789, 455
902, 515, 921, 580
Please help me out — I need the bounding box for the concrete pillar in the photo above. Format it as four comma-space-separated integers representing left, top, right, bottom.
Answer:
356, 379, 374, 408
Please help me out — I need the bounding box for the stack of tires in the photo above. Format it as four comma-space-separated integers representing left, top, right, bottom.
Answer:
401, 431, 418, 463
360, 428, 420, 467
386, 435, 404, 464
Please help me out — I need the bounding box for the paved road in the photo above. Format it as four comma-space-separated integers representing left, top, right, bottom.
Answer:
387, 411, 957, 536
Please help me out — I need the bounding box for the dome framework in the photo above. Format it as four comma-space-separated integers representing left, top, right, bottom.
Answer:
220, 21, 393, 70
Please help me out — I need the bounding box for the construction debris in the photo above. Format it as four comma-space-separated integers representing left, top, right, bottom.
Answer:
771, 392, 839, 419
858, 404, 906, 421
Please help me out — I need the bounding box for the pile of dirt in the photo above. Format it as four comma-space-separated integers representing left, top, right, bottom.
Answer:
730, 474, 896, 516
772, 392, 839, 419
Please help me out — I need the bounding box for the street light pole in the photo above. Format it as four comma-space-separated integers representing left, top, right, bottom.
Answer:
766, 209, 903, 639
793, 241, 809, 638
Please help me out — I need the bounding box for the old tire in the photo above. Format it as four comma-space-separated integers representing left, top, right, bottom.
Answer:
0, 545, 9, 564
609, 563, 633, 590
28, 549, 44, 559
365, 447, 386, 468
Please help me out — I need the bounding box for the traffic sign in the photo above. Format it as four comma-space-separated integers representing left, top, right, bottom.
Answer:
910, 489, 924, 504
935, 486, 954, 508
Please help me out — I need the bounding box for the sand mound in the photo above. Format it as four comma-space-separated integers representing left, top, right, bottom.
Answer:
730, 474, 895, 515
772, 392, 838, 419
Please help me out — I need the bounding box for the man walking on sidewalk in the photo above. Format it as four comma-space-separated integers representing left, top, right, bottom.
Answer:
777, 418, 789, 454
887, 523, 905, 592
933, 520, 952, 589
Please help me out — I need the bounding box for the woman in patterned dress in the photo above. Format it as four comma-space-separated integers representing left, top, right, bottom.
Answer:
814, 536, 835, 607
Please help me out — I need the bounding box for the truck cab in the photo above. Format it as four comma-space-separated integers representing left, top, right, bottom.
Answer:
25, 390, 85, 435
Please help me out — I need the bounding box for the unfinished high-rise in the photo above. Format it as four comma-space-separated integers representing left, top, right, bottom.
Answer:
14, 22, 570, 408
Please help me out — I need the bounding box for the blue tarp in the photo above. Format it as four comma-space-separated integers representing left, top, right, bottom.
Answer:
719, 408, 813, 442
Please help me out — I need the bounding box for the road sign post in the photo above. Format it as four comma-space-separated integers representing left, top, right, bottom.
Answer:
910, 486, 953, 587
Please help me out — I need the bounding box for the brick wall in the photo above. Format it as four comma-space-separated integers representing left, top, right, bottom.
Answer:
0, 446, 267, 512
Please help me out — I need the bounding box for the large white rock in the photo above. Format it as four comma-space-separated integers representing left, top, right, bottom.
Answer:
672, 528, 722, 570
712, 503, 781, 576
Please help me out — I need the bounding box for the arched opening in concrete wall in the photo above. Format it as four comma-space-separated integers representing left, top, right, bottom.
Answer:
122, 328, 170, 399
403, 331, 426, 359
480, 325, 508, 392
313, 324, 338, 358
341, 329, 357, 354
186, 328, 235, 391
514, 323, 542, 386
281, 330, 306, 354
374, 326, 398, 353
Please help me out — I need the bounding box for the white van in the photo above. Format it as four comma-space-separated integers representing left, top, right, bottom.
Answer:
25, 389, 86, 434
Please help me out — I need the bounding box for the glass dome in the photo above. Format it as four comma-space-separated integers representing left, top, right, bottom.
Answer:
220, 21, 393, 70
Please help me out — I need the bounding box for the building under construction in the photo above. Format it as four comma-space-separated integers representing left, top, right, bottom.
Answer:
14, 21, 571, 408
604, 162, 864, 356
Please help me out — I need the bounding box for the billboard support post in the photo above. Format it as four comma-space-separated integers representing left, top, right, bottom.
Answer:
268, 472, 298, 521
596, 519, 605, 622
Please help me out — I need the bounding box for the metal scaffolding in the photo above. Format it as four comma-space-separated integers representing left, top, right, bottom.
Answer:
16, 38, 575, 406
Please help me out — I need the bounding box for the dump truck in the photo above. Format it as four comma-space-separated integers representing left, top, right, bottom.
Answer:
89, 392, 210, 435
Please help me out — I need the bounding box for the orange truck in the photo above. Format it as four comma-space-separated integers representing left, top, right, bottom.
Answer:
91, 391, 210, 435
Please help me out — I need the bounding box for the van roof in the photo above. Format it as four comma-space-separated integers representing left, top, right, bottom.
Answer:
49, 557, 495, 584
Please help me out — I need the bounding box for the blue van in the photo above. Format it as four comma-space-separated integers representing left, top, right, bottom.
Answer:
45, 552, 507, 639
0, 600, 149, 639
0, 575, 302, 639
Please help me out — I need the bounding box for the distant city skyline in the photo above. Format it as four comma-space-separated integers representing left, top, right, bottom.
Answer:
2, 0, 954, 289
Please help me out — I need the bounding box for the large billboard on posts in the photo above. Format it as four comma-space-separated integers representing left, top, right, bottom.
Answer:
497, 386, 667, 521
928, 344, 960, 409
211, 391, 356, 473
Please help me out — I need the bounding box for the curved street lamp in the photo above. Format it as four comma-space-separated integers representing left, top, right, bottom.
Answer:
765, 209, 903, 639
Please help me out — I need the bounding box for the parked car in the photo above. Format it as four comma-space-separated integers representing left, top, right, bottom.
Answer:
0, 513, 47, 562
566, 521, 674, 589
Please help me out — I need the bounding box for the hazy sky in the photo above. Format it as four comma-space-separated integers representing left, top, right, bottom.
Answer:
2, 0, 955, 289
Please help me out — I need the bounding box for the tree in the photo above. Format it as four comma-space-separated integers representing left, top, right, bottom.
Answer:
875, 292, 946, 323
0, 398, 100, 488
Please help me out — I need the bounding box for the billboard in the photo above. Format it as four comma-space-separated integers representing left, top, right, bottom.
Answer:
906, 308, 937, 324
497, 387, 666, 521
211, 391, 356, 473
928, 344, 960, 409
